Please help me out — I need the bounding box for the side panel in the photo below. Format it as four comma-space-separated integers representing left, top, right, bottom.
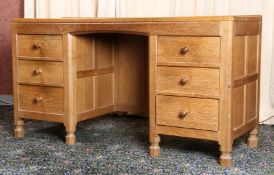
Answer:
231, 22, 261, 139
73, 34, 115, 121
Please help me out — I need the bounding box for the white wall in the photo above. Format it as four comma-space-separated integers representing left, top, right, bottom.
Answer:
24, 0, 274, 124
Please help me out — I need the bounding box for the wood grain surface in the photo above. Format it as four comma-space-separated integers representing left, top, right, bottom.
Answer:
158, 36, 220, 68
157, 66, 219, 98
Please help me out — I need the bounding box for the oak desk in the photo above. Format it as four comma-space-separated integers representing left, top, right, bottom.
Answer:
12, 16, 261, 167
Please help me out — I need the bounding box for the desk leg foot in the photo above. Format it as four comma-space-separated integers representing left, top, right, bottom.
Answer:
247, 126, 259, 148
14, 119, 24, 138
219, 152, 232, 167
66, 132, 76, 145
149, 135, 160, 157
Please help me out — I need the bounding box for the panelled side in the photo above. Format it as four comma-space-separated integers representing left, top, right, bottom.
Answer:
231, 21, 261, 139
73, 34, 115, 122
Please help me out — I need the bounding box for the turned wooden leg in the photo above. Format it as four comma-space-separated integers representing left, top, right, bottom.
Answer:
247, 126, 259, 148
219, 152, 232, 167
14, 119, 24, 138
149, 135, 160, 157
64, 108, 76, 144
64, 120, 76, 145
65, 131, 76, 145
219, 143, 232, 167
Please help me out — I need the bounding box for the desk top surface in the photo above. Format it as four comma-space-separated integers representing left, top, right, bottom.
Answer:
13, 15, 261, 23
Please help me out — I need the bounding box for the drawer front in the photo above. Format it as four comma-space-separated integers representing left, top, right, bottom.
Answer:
18, 60, 64, 84
157, 66, 219, 98
156, 95, 219, 131
158, 36, 220, 67
17, 35, 63, 59
18, 85, 64, 114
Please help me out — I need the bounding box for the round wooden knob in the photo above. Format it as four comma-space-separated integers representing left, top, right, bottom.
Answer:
179, 111, 189, 118
33, 43, 41, 49
180, 77, 189, 85
33, 69, 42, 75
180, 47, 189, 54
33, 96, 43, 104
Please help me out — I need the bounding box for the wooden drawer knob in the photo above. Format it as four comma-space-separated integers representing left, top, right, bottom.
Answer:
33, 96, 43, 104
180, 47, 189, 54
179, 111, 189, 119
33, 69, 42, 75
33, 43, 41, 49
180, 77, 189, 85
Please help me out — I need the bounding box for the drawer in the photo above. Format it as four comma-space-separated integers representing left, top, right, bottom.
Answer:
17, 35, 63, 59
18, 85, 64, 114
156, 95, 218, 131
18, 60, 64, 84
157, 66, 219, 98
158, 36, 220, 67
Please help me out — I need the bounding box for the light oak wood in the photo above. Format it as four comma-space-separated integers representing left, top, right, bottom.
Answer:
94, 34, 114, 69
12, 23, 24, 138
17, 35, 63, 59
234, 22, 260, 36
73, 35, 95, 115
247, 126, 259, 148
148, 36, 159, 157
218, 21, 233, 167
18, 60, 64, 85
233, 73, 258, 88
77, 67, 113, 78
157, 66, 219, 98
150, 135, 160, 157
220, 153, 232, 167
18, 85, 64, 114
245, 81, 257, 123
95, 74, 114, 108
14, 22, 221, 36
246, 35, 259, 74
232, 118, 257, 140
11, 16, 261, 167
232, 86, 245, 130
114, 34, 148, 116
157, 62, 219, 68
73, 35, 94, 71
156, 95, 219, 131
63, 33, 77, 144
17, 82, 64, 88
156, 91, 219, 100
231, 28, 261, 140
218, 20, 261, 167
157, 125, 218, 141
13, 15, 262, 23
14, 119, 24, 138
94, 35, 114, 110
17, 56, 63, 62
76, 77, 94, 113
19, 111, 64, 122
66, 132, 75, 145
158, 37, 220, 68
77, 106, 114, 122
73, 34, 115, 118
